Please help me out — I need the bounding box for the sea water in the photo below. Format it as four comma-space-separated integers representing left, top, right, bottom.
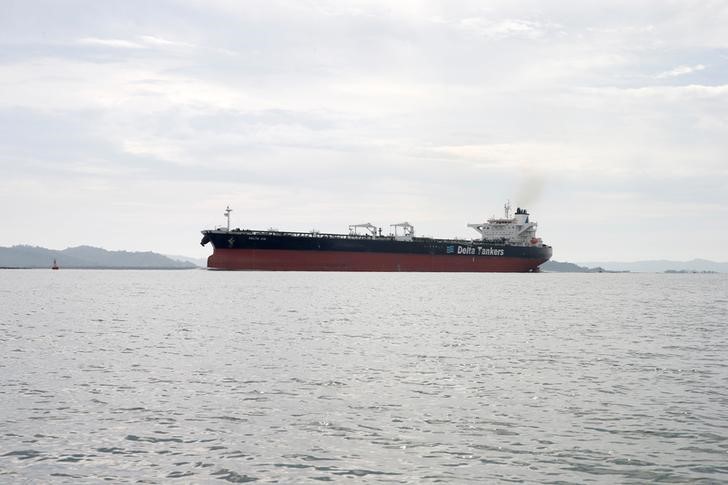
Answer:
1, 270, 727, 483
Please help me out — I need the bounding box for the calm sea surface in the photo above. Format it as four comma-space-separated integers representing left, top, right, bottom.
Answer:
1, 270, 727, 483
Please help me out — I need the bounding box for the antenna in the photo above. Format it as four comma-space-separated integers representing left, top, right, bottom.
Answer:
224, 206, 232, 231
504, 200, 511, 219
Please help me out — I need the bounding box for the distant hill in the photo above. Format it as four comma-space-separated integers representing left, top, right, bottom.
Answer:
0, 245, 197, 269
539, 260, 610, 273
578, 259, 728, 273
165, 254, 207, 267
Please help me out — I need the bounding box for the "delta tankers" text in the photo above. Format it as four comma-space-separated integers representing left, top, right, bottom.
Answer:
452, 245, 505, 256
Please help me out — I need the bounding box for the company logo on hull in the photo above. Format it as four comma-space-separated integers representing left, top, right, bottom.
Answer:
455, 245, 505, 256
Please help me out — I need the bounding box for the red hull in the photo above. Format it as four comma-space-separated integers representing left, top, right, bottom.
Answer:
208, 248, 545, 272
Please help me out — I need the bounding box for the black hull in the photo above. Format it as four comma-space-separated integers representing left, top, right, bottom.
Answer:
201, 230, 552, 271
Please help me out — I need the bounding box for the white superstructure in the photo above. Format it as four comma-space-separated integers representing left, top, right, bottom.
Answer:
467, 202, 544, 246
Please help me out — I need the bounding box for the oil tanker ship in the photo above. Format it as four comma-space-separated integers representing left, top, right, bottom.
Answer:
200, 203, 552, 272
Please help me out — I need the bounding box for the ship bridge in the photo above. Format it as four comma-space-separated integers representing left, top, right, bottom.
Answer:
467, 202, 543, 246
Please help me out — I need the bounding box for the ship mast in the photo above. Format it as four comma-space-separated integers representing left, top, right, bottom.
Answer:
224, 206, 232, 231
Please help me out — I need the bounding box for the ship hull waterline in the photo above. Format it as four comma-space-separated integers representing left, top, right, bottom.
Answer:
207, 248, 548, 272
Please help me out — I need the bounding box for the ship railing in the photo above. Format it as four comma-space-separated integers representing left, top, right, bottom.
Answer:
209, 228, 387, 240
206, 228, 486, 244
205, 228, 533, 246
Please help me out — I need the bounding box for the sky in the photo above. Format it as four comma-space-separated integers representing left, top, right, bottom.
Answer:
1, 0, 727, 262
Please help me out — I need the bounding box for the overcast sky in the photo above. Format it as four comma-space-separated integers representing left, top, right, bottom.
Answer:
1, 0, 727, 262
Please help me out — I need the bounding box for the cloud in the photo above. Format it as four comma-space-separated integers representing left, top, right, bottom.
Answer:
425, 143, 587, 172
1, 1, 728, 259
458, 18, 551, 40
77, 37, 144, 49
75, 35, 198, 54
578, 83, 728, 101
656, 64, 706, 79
138, 35, 195, 48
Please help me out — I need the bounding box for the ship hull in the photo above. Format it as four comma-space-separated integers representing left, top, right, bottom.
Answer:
201, 210, 552, 272
206, 245, 550, 272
